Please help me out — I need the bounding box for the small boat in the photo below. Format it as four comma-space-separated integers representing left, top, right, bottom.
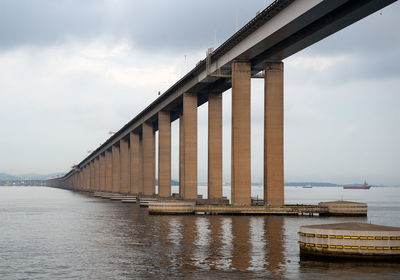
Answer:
343, 181, 371, 190
303, 184, 312, 188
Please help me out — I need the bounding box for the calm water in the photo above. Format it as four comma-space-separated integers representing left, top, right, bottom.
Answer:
1, 186, 400, 280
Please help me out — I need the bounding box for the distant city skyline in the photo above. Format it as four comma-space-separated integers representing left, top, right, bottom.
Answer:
0, 0, 399, 185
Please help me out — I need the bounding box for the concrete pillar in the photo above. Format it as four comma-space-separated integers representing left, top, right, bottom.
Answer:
85, 165, 90, 191
179, 114, 185, 197
119, 139, 130, 194
264, 61, 284, 206
208, 93, 223, 200
139, 134, 144, 194
99, 153, 106, 191
94, 157, 100, 191
105, 149, 112, 192
182, 92, 198, 200
112, 144, 120, 193
142, 122, 155, 196
81, 170, 85, 190
130, 132, 140, 194
231, 60, 251, 205
79, 170, 83, 190
90, 161, 95, 191
158, 111, 171, 198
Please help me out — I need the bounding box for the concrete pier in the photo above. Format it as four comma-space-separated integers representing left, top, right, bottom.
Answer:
264, 61, 284, 206
99, 153, 106, 192
94, 157, 100, 191
119, 139, 130, 194
111, 145, 120, 193
179, 113, 184, 198
299, 222, 400, 260
231, 60, 251, 206
148, 200, 367, 216
130, 132, 140, 195
208, 93, 223, 200
105, 149, 112, 193
142, 122, 155, 196
182, 93, 198, 200
158, 111, 171, 198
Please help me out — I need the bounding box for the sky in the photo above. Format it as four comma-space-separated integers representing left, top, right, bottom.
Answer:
0, 0, 399, 185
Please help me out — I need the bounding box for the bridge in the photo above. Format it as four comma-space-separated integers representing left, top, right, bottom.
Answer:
47, 0, 397, 209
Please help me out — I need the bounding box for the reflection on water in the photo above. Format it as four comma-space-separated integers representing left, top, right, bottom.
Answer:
1, 186, 400, 279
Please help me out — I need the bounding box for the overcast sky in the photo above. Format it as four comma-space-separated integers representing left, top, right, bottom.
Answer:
0, 0, 399, 185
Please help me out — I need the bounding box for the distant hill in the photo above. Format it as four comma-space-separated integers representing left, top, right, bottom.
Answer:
0, 172, 65, 181
0, 173, 19, 180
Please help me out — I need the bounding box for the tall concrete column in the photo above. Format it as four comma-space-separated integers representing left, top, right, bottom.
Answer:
130, 132, 140, 195
83, 166, 87, 190
231, 60, 251, 205
105, 149, 113, 192
264, 61, 284, 206
90, 161, 95, 191
94, 157, 100, 191
179, 114, 185, 197
112, 144, 121, 193
78, 171, 82, 190
99, 153, 106, 191
80, 170, 84, 190
120, 139, 130, 194
139, 134, 144, 194
208, 93, 223, 200
86, 165, 90, 191
142, 122, 155, 196
182, 92, 198, 200
158, 111, 171, 198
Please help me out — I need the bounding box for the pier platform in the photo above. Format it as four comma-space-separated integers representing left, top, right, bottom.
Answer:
299, 222, 400, 260
148, 200, 367, 216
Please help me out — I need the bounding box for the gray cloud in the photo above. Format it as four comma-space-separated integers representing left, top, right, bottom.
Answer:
0, 0, 265, 53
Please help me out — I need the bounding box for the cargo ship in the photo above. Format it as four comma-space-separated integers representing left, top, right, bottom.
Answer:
343, 181, 371, 190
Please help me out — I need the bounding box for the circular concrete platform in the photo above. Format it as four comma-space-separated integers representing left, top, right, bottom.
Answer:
299, 222, 400, 260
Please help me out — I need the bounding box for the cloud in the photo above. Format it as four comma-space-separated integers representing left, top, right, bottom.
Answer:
0, 0, 266, 53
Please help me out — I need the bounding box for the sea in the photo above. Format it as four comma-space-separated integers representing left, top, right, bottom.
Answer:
0, 186, 399, 280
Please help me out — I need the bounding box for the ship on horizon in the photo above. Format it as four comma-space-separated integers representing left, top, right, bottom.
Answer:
343, 181, 371, 190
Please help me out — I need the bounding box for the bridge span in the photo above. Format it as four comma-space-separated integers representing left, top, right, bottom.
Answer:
47, 0, 397, 206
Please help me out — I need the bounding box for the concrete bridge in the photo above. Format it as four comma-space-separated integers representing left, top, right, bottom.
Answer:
47, 0, 397, 206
